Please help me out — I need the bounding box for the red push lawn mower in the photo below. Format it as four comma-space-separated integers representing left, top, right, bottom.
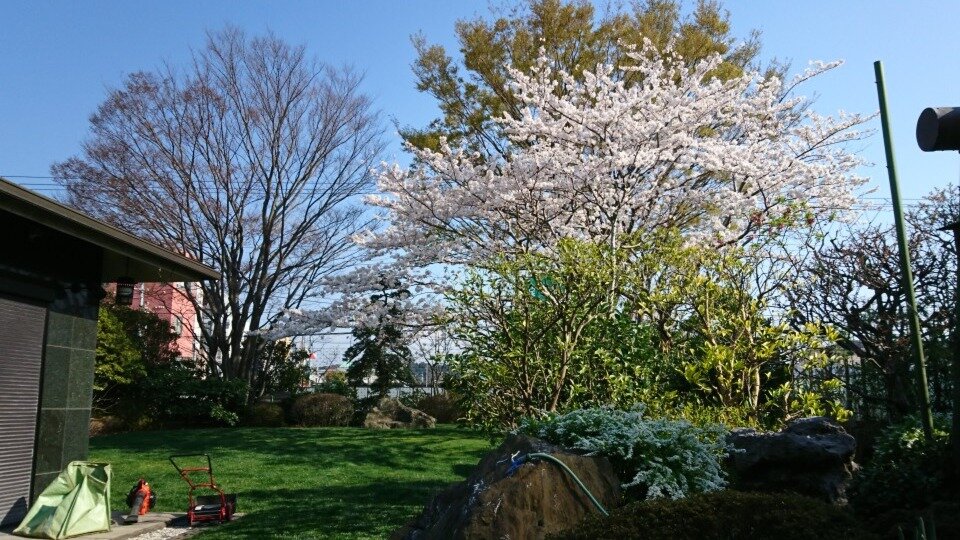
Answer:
169, 454, 237, 526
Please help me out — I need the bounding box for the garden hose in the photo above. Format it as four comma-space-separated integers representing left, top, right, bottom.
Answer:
521, 452, 610, 516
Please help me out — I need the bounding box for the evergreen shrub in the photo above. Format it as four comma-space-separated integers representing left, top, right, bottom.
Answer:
244, 402, 285, 427
518, 406, 728, 500
141, 361, 247, 427
312, 371, 357, 398
850, 416, 954, 519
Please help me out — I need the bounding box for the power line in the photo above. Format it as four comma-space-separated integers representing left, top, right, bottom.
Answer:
0, 174, 936, 207
0, 175, 67, 179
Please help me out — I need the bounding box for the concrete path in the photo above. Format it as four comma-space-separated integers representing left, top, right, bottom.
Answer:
0, 512, 185, 540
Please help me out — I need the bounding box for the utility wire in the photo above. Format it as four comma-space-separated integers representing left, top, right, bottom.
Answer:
1, 174, 931, 199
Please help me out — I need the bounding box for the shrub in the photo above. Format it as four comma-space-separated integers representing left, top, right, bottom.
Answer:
667, 402, 759, 430
556, 491, 875, 540
89, 415, 127, 437
349, 394, 381, 426
414, 393, 461, 424
866, 501, 960, 540
244, 402, 285, 427
313, 371, 356, 399
518, 406, 729, 500
849, 416, 952, 518
291, 393, 354, 427
399, 389, 428, 409
139, 361, 247, 427
253, 339, 311, 397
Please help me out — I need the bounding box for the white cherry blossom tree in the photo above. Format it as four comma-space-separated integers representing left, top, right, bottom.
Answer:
270, 40, 871, 337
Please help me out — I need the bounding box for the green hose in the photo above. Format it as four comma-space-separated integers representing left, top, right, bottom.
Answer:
526, 453, 609, 516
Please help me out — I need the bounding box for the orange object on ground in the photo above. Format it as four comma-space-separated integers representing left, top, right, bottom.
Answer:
125, 478, 156, 520
137, 481, 152, 515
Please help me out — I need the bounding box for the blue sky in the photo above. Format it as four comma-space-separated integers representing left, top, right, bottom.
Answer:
3, 1, 957, 361
1, 1, 958, 205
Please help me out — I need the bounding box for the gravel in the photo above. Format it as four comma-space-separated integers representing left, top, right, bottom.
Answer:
127, 523, 195, 540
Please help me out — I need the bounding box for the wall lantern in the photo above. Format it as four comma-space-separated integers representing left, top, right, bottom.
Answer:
916, 106, 960, 152
115, 277, 136, 306
916, 104, 960, 465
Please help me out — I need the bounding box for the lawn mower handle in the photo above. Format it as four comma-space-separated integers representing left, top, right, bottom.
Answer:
169, 454, 214, 475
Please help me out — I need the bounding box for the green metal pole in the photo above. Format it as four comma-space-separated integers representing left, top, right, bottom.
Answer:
874, 60, 934, 440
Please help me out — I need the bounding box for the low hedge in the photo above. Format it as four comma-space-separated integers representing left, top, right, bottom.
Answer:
290, 393, 354, 427
244, 402, 285, 427
556, 491, 875, 540
411, 393, 461, 424
89, 415, 128, 437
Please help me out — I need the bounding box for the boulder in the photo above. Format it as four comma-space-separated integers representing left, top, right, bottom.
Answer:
391, 434, 621, 540
727, 416, 858, 504
363, 397, 436, 429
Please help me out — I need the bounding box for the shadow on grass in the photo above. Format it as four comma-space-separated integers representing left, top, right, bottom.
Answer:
196, 480, 455, 539
95, 426, 478, 468
90, 426, 491, 539
451, 463, 475, 477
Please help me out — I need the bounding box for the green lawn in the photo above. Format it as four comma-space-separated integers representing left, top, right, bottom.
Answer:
89, 426, 492, 539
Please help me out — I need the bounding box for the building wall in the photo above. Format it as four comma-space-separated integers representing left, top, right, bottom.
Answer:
0, 192, 215, 511
131, 282, 200, 359
31, 287, 99, 495
0, 209, 103, 500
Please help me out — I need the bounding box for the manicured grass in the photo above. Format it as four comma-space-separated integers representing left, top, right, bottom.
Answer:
89, 426, 492, 539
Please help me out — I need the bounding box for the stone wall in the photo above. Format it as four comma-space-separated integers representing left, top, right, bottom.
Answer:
32, 286, 99, 497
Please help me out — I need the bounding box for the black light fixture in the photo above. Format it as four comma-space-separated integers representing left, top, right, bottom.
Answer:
115, 276, 136, 306
916, 106, 960, 152
916, 105, 960, 466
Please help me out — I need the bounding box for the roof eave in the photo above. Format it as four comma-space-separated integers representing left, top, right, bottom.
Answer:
0, 178, 220, 283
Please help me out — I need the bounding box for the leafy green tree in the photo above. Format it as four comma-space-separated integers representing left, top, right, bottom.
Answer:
94, 299, 178, 413
94, 306, 145, 412
251, 339, 312, 398
668, 249, 847, 425
623, 230, 850, 425
448, 239, 614, 428
448, 238, 673, 430
343, 280, 415, 398
404, 0, 763, 155
447, 232, 849, 431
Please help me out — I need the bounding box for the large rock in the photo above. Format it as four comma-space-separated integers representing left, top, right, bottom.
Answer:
391, 434, 621, 540
363, 397, 436, 429
727, 416, 857, 504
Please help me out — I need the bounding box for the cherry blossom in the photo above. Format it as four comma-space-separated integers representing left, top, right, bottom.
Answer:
272, 40, 871, 337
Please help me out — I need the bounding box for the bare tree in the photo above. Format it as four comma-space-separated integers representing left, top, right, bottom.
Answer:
789, 188, 958, 421
409, 328, 457, 395
53, 28, 384, 397
790, 226, 917, 420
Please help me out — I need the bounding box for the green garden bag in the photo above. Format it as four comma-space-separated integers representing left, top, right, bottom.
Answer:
14, 462, 112, 539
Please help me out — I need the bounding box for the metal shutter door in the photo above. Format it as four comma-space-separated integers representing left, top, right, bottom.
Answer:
0, 296, 46, 527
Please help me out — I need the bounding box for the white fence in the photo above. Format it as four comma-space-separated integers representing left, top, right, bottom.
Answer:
352, 385, 444, 399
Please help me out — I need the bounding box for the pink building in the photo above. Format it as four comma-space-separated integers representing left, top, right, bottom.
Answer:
131, 282, 203, 360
